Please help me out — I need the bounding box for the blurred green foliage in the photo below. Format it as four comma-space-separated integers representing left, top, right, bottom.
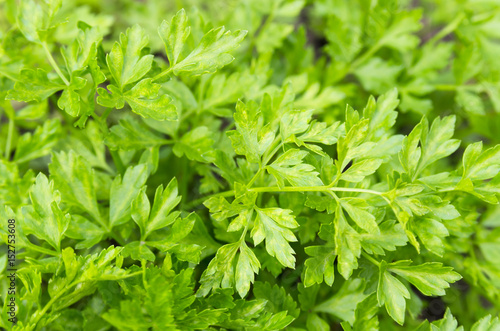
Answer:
1, 0, 500, 330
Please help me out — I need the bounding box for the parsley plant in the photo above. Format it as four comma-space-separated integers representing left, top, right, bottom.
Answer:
1, 0, 500, 330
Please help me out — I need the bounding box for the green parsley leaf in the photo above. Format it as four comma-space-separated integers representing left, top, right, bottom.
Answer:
107, 24, 153, 89
252, 207, 299, 268
388, 261, 462, 297
109, 164, 149, 228
172, 27, 247, 76
21, 173, 70, 251
49, 151, 101, 223
303, 245, 336, 287
14, 119, 62, 164
158, 9, 190, 67
267, 149, 323, 188
7, 68, 65, 102
377, 260, 410, 325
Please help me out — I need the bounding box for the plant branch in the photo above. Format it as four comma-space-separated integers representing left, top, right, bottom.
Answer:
152, 67, 173, 82
247, 168, 263, 188
110, 150, 125, 174
185, 184, 390, 209
4, 117, 14, 160
248, 185, 386, 196
262, 140, 283, 166
350, 41, 382, 71
428, 12, 466, 45
184, 190, 236, 210
27, 244, 60, 257
101, 107, 113, 122
42, 42, 70, 86
31, 269, 142, 328
362, 251, 381, 267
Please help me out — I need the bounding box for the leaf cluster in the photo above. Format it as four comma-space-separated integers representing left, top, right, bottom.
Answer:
1, 0, 500, 330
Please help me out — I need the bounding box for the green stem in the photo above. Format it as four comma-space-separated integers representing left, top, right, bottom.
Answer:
31, 270, 143, 328
4, 117, 14, 160
350, 41, 382, 71
326, 190, 340, 202
250, 185, 394, 206
186, 185, 389, 209
42, 42, 70, 86
350, 9, 464, 72
0, 69, 19, 82
248, 185, 385, 196
124, 271, 144, 279
433, 84, 484, 92
246, 139, 283, 190
142, 260, 148, 288
152, 67, 173, 82
96, 108, 113, 137
247, 168, 263, 188
196, 77, 207, 116
437, 187, 457, 193
110, 150, 125, 174
31, 284, 67, 327
27, 244, 60, 257
25, 302, 33, 323
90, 112, 100, 121
469, 245, 477, 262
180, 107, 196, 122
239, 226, 249, 243
362, 251, 381, 267
184, 190, 236, 210
433, 84, 459, 91
101, 107, 113, 122
262, 140, 283, 166
428, 12, 466, 45
92, 109, 123, 176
